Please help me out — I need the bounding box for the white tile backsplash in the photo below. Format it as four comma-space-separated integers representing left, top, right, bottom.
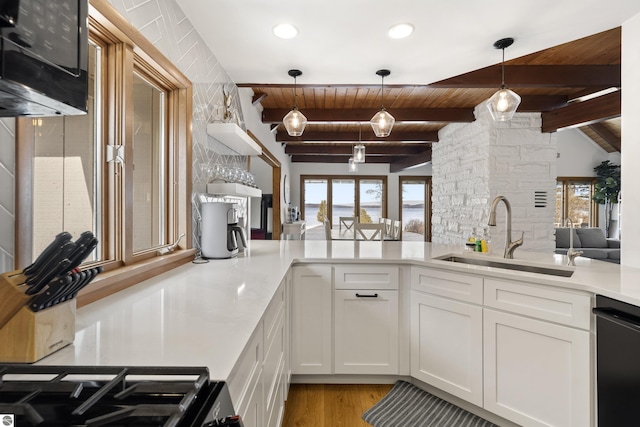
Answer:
0, 118, 14, 270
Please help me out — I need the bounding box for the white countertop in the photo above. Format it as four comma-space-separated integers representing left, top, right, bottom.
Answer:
38, 240, 640, 380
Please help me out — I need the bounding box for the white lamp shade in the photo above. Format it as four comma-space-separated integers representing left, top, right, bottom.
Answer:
283, 107, 307, 136
487, 87, 521, 121
353, 144, 365, 163
348, 157, 358, 172
370, 108, 395, 137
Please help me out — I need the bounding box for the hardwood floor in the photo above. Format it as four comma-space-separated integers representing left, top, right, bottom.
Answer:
282, 383, 393, 427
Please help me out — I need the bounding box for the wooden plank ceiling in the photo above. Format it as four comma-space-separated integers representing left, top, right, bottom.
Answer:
239, 27, 621, 171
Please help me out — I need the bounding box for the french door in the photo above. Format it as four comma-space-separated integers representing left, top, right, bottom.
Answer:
399, 176, 431, 241
301, 176, 387, 228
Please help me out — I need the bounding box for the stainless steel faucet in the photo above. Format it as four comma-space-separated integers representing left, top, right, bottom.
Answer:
564, 218, 583, 266
488, 195, 524, 259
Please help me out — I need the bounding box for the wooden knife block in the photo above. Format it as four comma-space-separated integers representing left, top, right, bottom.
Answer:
0, 299, 76, 363
0, 269, 32, 329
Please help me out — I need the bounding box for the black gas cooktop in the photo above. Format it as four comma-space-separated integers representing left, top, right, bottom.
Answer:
0, 365, 236, 426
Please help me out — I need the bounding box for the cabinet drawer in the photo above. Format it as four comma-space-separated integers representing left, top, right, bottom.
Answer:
264, 281, 285, 346
228, 323, 263, 412
334, 265, 398, 290
411, 267, 483, 304
264, 307, 285, 418
484, 278, 591, 329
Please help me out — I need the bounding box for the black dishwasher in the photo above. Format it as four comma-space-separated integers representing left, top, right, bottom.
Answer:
593, 295, 640, 426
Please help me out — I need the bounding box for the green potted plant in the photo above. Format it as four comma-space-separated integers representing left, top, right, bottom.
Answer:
592, 160, 621, 237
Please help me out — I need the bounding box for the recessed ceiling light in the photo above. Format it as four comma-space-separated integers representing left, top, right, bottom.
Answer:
388, 23, 414, 39
273, 24, 298, 39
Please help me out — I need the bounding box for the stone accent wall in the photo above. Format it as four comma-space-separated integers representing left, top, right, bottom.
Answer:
432, 102, 556, 253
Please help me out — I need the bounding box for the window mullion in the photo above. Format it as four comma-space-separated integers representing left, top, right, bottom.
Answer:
108, 42, 135, 264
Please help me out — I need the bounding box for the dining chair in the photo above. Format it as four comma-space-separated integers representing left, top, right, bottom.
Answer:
391, 220, 402, 240
339, 216, 358, 231
384, 218, 393, 238
354, 222, 385, 241
324, 218, 332, 240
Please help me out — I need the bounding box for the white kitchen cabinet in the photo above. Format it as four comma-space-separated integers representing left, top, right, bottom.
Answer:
410, 267, 483, 406
291, 265, 333, 374
483, 278, 591, 427
228, 323, 263, 427
263, 279, 287, 427
228, 275, 290, 427
334, 289, 399, 374
334, 265, 399, 375
483, 278, 591, 329
283, 270, 292, 394
411, 267, 483, 304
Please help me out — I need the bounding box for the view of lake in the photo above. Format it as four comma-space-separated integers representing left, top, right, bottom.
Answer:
303, 204, 425, 229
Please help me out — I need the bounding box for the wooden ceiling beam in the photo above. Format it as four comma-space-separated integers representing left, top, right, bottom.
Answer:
389, 150, 432, 173
277, 130, 439, 143
430, 65, 620, 88
587, 122, 622, 152
262, 108, 475, 123
285, 144, 428, 156
252, 93, 268, 106
238, 83, 429, 90
541, 91, 621, 132
518, 95, 568, 112
290, 155, 395, 164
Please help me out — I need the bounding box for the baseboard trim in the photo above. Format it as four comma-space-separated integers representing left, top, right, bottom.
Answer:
291, 374, 410, 385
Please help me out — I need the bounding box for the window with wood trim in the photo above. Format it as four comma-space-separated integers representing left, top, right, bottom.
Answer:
16, 2, 192, 304
555, 177, 598, 227
399, 176, 432, 242
301, 175, 387, 228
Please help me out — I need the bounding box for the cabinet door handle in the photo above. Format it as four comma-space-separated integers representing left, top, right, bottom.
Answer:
355, 293, 378, 298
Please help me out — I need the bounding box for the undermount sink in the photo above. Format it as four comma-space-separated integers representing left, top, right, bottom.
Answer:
434, 255, 575, 277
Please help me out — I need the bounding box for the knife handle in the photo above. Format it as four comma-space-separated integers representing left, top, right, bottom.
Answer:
28, 275, 73, 312
25, 258, 72, 295
22, 231, 72, 276
53, 271, 86, 306
67, 237, 98, 272
67, 266, 103, 300
66, 232, 95, 267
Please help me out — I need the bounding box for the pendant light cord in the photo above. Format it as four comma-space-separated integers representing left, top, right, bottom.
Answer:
380, 75, 385, 109
293, 76, 298, 109
501, 48, 506, 87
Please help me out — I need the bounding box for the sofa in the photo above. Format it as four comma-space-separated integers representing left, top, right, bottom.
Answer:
555, 227, 620, 263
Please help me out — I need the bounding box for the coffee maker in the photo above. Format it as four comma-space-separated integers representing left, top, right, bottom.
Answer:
201, 202, 248, 259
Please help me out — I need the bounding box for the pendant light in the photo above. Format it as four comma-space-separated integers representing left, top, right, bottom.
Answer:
370, 69, 395, 137
348, 157, 358, 172
353, 123, 365, 163
283, 69, 307, 136
487, 38, 521, 121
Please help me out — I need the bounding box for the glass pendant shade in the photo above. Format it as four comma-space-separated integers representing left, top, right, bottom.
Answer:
370, 69, 395, 137
487, 37, 520, 122
353, 144, 365, 163
487, 86, 521, 121
283, 69, 306, 136
348, 157, 358, 172
283, 107, 307, 136
370, 108, 395, 137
